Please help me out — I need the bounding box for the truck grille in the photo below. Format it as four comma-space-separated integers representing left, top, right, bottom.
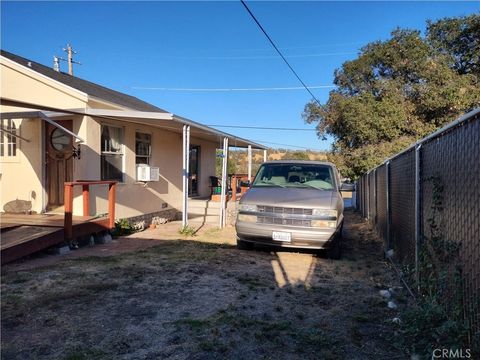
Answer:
257, 206, 313, 216
257, 216, 311, 227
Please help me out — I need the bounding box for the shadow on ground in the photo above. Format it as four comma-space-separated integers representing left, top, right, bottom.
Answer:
1, 210, 406, 360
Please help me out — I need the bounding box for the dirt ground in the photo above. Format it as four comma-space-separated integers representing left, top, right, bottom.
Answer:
1, 210, 407, 360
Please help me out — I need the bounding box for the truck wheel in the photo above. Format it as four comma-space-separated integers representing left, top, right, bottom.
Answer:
328, 239, 342, 259
237, 239, 254, 250
328, 227, 343, 259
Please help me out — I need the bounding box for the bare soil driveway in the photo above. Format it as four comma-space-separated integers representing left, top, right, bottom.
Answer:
1, 210, 406, 359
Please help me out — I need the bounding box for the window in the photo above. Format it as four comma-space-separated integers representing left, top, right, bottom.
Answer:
0, 119, 18, 158
101, 125, 124, 182
135, 132, 151, 165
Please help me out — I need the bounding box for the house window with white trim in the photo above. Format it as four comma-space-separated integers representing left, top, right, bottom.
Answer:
135, 132, 151, 165
0, 119, 18, 158
101, 125, 124, 182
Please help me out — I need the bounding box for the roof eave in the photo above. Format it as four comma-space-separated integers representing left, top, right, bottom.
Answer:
172, 114, 267, 150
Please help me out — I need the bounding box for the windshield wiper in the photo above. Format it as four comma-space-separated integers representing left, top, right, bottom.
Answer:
294, 183, 329, 190
254, 181, 286, 188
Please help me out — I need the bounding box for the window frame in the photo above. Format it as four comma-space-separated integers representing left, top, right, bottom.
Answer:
0, 119, 20, 162
100, 124, 125, 182
135, 131, 152, 166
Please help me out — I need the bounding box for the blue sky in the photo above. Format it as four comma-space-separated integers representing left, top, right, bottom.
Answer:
2, 1, 478, 151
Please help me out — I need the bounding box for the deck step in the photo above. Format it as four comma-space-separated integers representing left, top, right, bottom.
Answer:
188, 206, 221, 216
189, 199, 222, 208
0, 225, 65, 264
188, 215, 220, 224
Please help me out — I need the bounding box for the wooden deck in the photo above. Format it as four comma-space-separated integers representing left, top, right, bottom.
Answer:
0, 213, 111, 264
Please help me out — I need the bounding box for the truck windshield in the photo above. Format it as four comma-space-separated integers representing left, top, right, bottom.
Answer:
252, 163, 336, 190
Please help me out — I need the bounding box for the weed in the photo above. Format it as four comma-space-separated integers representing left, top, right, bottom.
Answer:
204, 227, 221, 236
349, 324, 363, 344
353, 313, 370, 323
111, 218, 135, 237
175, 318, 211, 331
199, 338, 229, 353
295, 312, 306, 320
295, 327, 339, 352
334, 264, 341, 274
398, 176, 472, 357
71, 256, 121, 264
179, 225, 197, 236
237, 274, 268, 289
63, 347, 107, 360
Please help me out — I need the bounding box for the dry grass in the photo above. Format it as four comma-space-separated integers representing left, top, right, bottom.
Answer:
1, 211, 405, 360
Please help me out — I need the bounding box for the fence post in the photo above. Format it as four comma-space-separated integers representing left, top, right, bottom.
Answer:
373, 169, 377, 224
366, 172, 370, 220
415, 144, 422, 283
386, 161, 391, 250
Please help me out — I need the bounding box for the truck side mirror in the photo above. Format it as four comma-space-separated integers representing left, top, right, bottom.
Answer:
241, 180, 251, 188
340, 183, 355, 191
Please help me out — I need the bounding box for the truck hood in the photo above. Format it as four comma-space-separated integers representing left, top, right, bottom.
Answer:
241, 187, 335, 208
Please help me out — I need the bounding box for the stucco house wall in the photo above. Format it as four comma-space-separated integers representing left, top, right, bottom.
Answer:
1, 55, 218, 220
82, 118, 217, 219
0, 118, 44, 213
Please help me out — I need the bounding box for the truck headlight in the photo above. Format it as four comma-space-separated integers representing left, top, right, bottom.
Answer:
237, 214, 257, 223
312, 209, 337, 219
311, 220, 337, 228
239, 204, 257, 212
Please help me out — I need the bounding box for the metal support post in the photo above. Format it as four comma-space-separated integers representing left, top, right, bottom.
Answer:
182, 125, 190, 227
247, 145, 252, 182
219, 137, 229, 228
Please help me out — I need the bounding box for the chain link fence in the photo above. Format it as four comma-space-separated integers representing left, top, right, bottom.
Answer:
356, 108, 480, 345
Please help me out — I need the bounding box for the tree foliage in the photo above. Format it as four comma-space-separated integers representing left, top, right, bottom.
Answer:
303, 15, 480, 179
281, 151, 310, 160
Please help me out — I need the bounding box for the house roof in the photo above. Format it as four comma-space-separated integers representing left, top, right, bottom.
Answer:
0, 49, 167, 113
1, 49, 268, 150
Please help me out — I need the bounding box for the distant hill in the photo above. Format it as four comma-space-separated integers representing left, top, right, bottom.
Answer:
217, 149, 328, 176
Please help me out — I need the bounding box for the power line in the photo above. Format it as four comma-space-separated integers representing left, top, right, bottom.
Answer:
207, 124, 318, 131
151, 52, 354, 60
240, 0, 322, 107
249, 139, 327, 151
132, 85, 335, 92
230, 40, 365, 52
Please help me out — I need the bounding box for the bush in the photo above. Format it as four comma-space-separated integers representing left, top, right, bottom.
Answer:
111, 218, 134, 237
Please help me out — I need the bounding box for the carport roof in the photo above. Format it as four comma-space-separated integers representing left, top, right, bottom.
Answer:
0, 101, 268, 150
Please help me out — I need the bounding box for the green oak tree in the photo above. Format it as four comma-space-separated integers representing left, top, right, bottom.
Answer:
303, 15, 480, 179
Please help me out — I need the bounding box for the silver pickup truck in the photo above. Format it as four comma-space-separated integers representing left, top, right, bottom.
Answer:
235, 160, 350, 259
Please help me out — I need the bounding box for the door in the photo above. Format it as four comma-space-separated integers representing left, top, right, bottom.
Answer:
45, 120, 74, 210
189, 145, 200, 196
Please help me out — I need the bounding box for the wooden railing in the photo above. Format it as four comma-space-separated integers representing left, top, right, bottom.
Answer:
64, 180, 117, 240
230, 174, 251, 202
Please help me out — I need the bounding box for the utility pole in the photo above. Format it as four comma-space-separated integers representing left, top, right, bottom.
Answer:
62, 44, 81, 76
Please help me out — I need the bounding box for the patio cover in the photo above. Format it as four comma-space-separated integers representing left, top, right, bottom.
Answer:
0, 98, 267, 150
